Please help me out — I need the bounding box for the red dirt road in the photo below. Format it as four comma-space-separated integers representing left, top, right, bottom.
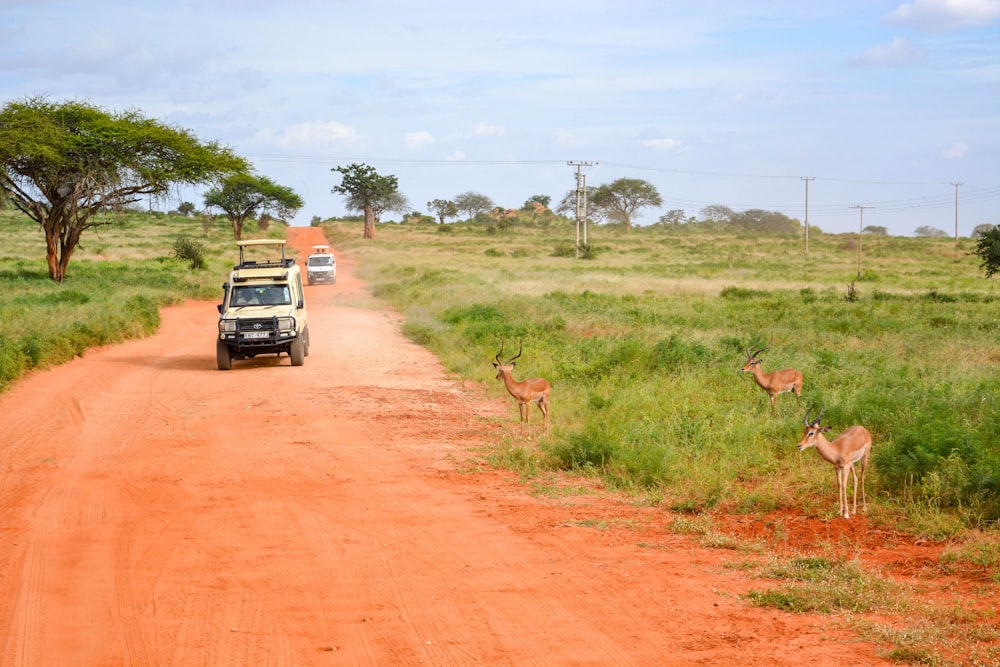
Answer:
0, 227, 918, 665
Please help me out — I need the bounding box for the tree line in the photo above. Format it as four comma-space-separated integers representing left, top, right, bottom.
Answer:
3, 97, 999, 281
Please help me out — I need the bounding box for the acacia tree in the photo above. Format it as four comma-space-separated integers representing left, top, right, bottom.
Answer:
590, 178, 663, 230
331, 163, 399, 239
0, 97, 247, 281
973, 227, 1000, 278
454, 191, 494, 220
203, 173, 303, 240
427, 198, 458, 224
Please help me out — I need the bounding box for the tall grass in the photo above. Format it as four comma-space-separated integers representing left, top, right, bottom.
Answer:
325, 219, 1000, 535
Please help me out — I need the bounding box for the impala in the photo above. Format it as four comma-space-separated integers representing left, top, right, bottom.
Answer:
741, 343, 803, 412
492, 342, 551, 436
797, 406, 873, 520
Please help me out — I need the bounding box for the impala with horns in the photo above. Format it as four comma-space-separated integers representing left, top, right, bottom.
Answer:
492, 342, 551, 436
741, 341, 803, 412
797, 406, 872, 520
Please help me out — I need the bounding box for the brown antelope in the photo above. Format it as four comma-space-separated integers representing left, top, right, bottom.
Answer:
797, 406, 873, 520
492, 342, 551, 436
741, 343, 803, 412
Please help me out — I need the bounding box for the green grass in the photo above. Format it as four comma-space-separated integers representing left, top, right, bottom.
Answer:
323, 219, 1000, 537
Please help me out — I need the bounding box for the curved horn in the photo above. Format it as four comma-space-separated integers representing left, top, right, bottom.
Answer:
506, 341, 523, 364
813, 405, 825, 426
494, 342, 505, 365
803, 406, 814, 427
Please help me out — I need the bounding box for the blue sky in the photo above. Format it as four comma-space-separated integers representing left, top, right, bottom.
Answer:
1, 0, 998, 235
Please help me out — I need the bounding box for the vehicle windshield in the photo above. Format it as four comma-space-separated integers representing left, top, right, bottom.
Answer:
308, 256, 334, 267
231, 284, 291, 306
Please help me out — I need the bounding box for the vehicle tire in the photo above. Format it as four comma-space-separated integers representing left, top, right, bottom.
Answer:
216, 339, 232, 371
331, 275, 337, 285
290, 336, 305, 366
302, 326, 310, 357
307, 277, 314, 286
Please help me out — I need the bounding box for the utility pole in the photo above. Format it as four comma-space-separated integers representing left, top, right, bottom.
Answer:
801, 176, 814, 254
850, 205, 874, 279
567, 161, 595, 258
951, 182, 963, 241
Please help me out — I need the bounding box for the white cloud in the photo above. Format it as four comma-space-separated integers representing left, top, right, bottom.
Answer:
942, 142, 969, 159
847, 36, 925, 66
405, 130, 436, 150
641, 138, 685, 152
254, 121, 358, 151
886, 0, 1000, 31
471, 122, 505, 138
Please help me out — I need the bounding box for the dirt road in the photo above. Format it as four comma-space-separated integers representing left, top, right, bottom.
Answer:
0, 226, 898, 665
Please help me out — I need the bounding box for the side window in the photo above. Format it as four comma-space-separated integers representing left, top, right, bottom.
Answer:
294, 274, 305, 308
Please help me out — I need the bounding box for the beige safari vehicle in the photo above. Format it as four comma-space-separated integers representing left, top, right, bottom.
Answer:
216, 239, 309, 370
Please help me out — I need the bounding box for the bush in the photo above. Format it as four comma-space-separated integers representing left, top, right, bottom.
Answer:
172, 236, 207, 270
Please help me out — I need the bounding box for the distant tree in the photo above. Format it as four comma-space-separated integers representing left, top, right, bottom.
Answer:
178, 201, 197, 217
427, 198, 458, 224
357, 190, 409, 223
914, 225, 948, 238
863, 225, 888, 235
522, 194, 551, 210
700, 204, 735, 224
204, 173, 303, 240
454, 191, 494, 220
656, 209, 688, 225
0, 97, 246, 281
331, 163, 399, 239
589, 178, 662, 230
972, 224, 996, 238
728, 209, 800, 234
974, 227, 1000, 278
556, 187, 598, 218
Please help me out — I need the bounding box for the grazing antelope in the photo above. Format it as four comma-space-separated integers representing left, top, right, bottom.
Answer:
492, 342, 551, 436
741, 343, 803, 412
797, 406, 873, 520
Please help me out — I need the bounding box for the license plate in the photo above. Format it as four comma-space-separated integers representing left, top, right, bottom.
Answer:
243, 331, 269, 339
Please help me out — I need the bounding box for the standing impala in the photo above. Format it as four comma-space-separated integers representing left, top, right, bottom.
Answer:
741, 344, 803, 412
797, 406, 873, 520
492, 342, 551, 436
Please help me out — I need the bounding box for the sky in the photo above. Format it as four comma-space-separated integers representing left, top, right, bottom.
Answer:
1, 0, 998, 236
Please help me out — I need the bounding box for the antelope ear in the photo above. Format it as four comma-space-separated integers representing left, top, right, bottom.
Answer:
821, 426, 832, 433
492, 362, 499, 368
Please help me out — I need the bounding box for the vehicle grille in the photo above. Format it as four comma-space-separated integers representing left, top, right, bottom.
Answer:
237, 318, 278, 333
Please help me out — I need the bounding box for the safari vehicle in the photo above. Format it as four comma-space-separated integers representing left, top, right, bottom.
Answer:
305, 244, 336, 285
216, 239, 309, 370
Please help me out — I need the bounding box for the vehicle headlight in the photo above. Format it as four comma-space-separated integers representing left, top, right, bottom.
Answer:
277, 317, 295, 331
219, 319, 237, 334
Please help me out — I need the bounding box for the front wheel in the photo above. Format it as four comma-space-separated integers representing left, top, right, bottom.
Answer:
216, 339, 232, 371
289, 336, 305, 366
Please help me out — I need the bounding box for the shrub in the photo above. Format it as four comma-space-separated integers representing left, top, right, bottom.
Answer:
172, 236, 207, 270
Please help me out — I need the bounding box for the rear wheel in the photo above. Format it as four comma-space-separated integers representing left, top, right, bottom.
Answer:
290, 336, 305, 366
216, 339, 232, 371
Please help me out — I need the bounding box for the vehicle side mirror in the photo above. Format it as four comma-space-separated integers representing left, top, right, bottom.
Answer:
297, 299, 304, 309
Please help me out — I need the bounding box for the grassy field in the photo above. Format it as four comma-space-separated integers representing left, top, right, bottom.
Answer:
321, 218, 1000, 540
